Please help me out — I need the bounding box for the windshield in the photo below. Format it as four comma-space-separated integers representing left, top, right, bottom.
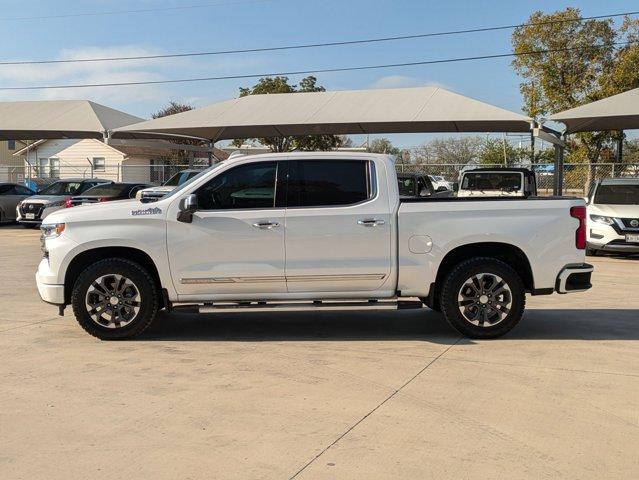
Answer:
163, 164, 222, 199
38, 181, 82, 195
461, 172, 522, 191
594, 184, 639, 205
163, 170, 201, 187
82, 184, 131, 196
397, 177, 416, 196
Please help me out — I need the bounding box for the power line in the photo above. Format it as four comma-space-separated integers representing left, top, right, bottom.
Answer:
0, 0, 274, 21
0, 41, 633, 91
1, 10, 637, 66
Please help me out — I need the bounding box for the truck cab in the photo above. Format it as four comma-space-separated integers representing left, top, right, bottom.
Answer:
35, 153, 591, 340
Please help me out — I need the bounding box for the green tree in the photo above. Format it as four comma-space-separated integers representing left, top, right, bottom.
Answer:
511, 9, 639, 184
369, 138, 398, 155
478, 138, 529, 166
231, 76, 343, 152
152, 101, 203, 164
152, 100, 193, 119
412, 136, 484, 164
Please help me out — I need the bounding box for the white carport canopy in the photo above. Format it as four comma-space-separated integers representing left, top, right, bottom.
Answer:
113, 86, 533, 140
549, 88, 639, 133
0, 100, 146, 140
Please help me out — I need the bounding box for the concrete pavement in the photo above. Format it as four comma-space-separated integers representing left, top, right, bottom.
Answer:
0, 224, 637, 479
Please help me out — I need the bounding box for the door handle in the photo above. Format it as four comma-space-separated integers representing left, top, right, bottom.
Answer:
252, 221, 280, 229
358, 219, 385, 227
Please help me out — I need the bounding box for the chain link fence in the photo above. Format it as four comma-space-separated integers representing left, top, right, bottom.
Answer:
395, 162, 639, 196
3, 161, 639, 197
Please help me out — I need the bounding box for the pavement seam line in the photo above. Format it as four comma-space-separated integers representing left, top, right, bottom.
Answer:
0, 317, 61, 333
288, 336, 463, 480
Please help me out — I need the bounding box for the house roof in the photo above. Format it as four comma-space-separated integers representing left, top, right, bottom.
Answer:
549, 88, 639, 133
113, 86, 533, 140
13, 137, 229, 160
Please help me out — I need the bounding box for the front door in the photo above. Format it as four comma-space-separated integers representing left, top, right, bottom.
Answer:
167, 160, 287, 298
283, 159, 393, 293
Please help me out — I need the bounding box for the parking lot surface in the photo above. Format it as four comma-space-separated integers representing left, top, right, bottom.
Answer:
1, 224, 637, 480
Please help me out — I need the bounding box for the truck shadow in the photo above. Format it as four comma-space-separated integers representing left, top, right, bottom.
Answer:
140, 308, 639, 343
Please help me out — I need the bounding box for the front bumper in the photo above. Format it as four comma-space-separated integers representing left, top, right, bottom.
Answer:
17, 204, 63, 224
588, 221, 639, 253
555, 263, 593, 294
35, 258, 65, 305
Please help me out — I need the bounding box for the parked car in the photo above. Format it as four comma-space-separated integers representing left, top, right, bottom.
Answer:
70, 182, 154, 206
397, 172, 452, 199
586, 178, 639, 255
137, 169, 203, 202
17, 178, 111, 228
0, 183, 35, 223
428, 175, 454, 191
36, 153, 591, 340
457, 168, 537, 197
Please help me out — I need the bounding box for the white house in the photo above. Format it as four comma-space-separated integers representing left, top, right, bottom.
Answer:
14, 138, 225, 184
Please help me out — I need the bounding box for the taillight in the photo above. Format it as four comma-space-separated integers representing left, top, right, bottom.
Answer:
570, 206, 586, 250
65, 197, 72, 208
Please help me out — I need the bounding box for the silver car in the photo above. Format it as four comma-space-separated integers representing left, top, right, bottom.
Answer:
17, 178, 111, 228
0, 183, 36, 223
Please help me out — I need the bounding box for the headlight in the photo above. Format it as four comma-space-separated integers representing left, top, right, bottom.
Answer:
589, 214, 614, 225
40, 223, 65, 239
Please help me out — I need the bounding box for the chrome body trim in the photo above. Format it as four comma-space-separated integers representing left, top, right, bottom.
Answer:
180, 273, 387, 285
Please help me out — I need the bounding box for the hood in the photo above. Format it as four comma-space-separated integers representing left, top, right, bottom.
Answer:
20, 195, 67, 204
588, 203, 639, 218
43, 198, 167, 224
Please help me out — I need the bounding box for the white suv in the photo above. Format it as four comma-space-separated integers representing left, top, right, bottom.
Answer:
586, 178, 639, 255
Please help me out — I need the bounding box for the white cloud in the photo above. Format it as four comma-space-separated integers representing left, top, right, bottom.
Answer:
0, 45, 175, 106
369, 75, 454, 91
0, 44, 276, 112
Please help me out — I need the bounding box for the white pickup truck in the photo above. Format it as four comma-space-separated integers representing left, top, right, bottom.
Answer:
36, 152, 592, 340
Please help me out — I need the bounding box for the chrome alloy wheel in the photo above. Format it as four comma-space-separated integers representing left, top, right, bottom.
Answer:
457, 273, 512, 327
85, 274, 141, 329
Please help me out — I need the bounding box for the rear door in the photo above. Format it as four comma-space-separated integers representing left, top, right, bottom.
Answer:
283, 158, 392, 293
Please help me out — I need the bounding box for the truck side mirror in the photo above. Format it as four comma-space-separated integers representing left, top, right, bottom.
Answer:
177, 194, 198, 223
453, 182, 459, 192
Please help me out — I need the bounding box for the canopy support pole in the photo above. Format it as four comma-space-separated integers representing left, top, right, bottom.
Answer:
553, 142, 564, 196
533, 126, 566, 196
616, 132, 623, 162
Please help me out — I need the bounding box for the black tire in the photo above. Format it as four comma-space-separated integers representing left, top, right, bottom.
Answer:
586, 247, 599, 257
71, 258, 160, 340
440, 257, 525, 339
22, 223, 38, 229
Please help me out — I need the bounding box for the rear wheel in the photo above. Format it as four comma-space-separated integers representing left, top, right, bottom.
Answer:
71, 258, 160, 340
586, 247, 599, 256
440, 257, 525, 339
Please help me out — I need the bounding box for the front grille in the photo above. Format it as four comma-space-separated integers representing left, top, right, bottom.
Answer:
619, 218, 639, 229
20, 203, 45, 219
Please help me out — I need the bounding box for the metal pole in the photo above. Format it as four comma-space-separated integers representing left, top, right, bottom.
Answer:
553, 142, 564, 196
616, 133, 623, 163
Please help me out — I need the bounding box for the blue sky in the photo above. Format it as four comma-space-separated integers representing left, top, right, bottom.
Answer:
0, 0, 634, 147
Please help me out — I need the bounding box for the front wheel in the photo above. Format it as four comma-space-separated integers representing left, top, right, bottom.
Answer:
71, 258, 160, 340
440, 257, 525, 339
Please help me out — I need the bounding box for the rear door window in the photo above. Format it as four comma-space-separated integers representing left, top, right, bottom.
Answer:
462, 172, 522, 191
286, 160, 373, 207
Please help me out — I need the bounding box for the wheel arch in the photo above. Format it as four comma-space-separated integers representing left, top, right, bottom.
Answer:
64, 247, 162, 305
425, 242, 534, 310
